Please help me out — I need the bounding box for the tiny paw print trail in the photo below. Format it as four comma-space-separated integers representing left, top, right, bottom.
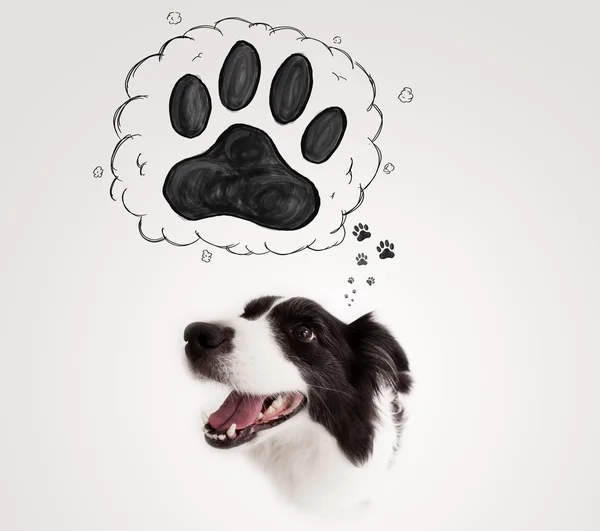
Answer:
347, 277, 355, 284
356, 253, 368, 266
366, 277, 375, 286
377, 240, 395, 259
352, 223, 371, 242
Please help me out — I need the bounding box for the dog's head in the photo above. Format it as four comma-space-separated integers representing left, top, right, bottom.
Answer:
184, 296, 412, 465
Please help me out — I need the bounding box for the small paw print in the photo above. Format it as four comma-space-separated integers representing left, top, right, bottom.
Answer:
352, 289, 356, 294
376, 240, 395, 259
356, 253, 368, 266
366, 277, 375, 286
344, 294, 349, 299
201, 249, 213, 263
348, 277, 355, 284
352, 223, 371, 242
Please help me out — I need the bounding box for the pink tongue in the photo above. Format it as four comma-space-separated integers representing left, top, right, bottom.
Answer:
208, 392, 266, 430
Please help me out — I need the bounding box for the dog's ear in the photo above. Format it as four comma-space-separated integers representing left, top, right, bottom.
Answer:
347, 312, 412, 395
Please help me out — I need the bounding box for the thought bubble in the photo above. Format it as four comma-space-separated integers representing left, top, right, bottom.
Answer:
110, 18, 383, 255
333, 36, 342, 44
167, 12, 182, 25
398, 87, 413, 103
383, 162, 395, 174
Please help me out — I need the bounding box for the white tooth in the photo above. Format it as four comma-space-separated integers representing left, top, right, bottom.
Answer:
257, 412, 263, 420
226, 423, 236, 438
273, 395, 283, 408
201, 411, 209, 425
266, 405, 275, 414
218, 434, 226, 441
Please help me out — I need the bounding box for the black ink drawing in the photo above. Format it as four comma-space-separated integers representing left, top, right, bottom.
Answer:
93, 166, 104, 178
167, 12, 182, 25
352, 223, 371, 241
109, 17, 383, 255
344, 290, 356, 306
202, 250, 213, 263
348, 277, 354, 284
333, 36, 342, 45
356, 253, 368, 266
383, 163, 395, 174
377, 240, 395, 259
366, 277, 375, 286
398, 87, 413, 103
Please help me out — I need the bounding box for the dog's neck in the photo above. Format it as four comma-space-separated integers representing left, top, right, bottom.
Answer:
247, 388, 401, 511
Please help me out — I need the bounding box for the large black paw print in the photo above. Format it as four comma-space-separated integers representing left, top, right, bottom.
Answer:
352, 223, 371, 242
163, 43, 347, 231
377, 240, 395, 259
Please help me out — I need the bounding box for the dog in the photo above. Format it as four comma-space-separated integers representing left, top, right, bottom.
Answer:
184, 296, 412, 511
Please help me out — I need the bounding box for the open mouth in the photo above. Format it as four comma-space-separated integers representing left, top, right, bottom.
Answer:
202, 391, 307, 449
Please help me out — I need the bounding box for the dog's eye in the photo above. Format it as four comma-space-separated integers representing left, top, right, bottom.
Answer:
292, 325, 316, 342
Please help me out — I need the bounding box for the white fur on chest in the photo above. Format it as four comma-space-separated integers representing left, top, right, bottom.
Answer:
247, 387, 401, 511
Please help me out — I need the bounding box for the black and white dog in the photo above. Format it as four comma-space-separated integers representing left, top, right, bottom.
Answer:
184, 296, 412, 510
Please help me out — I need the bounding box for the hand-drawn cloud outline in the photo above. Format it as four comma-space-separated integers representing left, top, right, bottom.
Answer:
398, 87, 413, 103
110, 17, 383, 255
167, 12, 182, 25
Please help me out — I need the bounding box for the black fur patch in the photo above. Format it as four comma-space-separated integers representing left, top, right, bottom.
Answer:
266, 297, 412, 466
241, 296, 281, 321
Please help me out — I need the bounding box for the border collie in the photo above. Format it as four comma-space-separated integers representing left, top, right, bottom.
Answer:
184, 296, 412, 511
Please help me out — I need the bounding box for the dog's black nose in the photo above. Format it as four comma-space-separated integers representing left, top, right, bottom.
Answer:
184, 322, 226, 348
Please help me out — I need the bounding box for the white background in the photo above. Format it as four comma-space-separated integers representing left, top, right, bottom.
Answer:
1, 1, 599, 529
